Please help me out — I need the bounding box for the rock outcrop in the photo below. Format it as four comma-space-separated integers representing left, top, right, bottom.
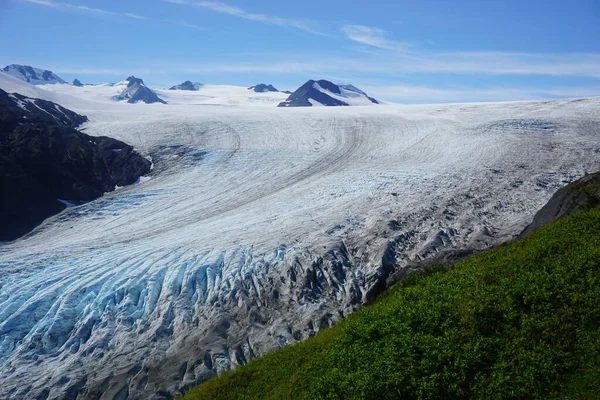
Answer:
248, 84, 278, 93
2, 64, 66, 85
115, 76, 167, 104
0, 88, 152, 241
520, 172, 600, 237
169, 81, 203, 91
278, 80, 379, 107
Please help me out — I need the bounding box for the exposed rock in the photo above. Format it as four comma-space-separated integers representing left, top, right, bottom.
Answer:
0, 88, 151, 241
278, 80, 378, 107
248, 84, 278, 93
520, 172, 600, 237
72, 78, 84, 87
169, 81, 203, 91
115, 76, 167, 104
2, 64, 66, 85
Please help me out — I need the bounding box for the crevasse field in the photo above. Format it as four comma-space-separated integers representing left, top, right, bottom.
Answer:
1, 73, 599, 399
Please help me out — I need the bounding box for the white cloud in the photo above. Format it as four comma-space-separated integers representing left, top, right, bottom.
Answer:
164, 0, 329, 36
341, 25, 408, 50
21, 0, 147, 20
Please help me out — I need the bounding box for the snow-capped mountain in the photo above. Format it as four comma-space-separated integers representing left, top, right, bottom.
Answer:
248, 83, 278, 93
2, 64, 66, 85
169, 80, 203, 91
278, 80, 379, 107
114, 76, 166, 104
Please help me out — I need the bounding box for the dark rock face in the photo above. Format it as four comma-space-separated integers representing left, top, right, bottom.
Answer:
115, 76, 166, 104
73, 78, 83, 87
279, 80, 379, 107
520, 172, 600, 237
0, 89, 152, 241
248, 84, 278, 93
278, 80, 348, 107
169, 81, 202, 91
2, 64, 66, 84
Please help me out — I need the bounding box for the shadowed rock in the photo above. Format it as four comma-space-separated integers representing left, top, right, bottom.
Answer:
0, 88, 151, 241
520, 172, 600, 237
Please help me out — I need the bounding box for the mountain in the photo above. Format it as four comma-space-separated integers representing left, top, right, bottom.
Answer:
170, 80, 203, 91
2, 64, 66, 85
72, 78, 83, 87
0, 88, 151, 241
278, 80, 379, 107
248, 83, 278, 93
114, 76, 167, 104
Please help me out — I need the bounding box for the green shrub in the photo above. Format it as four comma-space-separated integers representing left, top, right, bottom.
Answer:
184, 210, 600, 400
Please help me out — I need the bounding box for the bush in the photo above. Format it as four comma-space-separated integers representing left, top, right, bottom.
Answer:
184, 209, 600, 400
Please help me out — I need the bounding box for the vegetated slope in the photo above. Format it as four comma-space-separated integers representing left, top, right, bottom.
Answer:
184, 206, 600, 399
0, 88, 151, 241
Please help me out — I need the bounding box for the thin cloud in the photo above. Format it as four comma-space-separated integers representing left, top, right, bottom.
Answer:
361, 84, 600, 103
164, 0, 330, 36
21, 0, 147, 20
341, 25, 409, 50
173, 20, 206, 30
160, 51, 600, 78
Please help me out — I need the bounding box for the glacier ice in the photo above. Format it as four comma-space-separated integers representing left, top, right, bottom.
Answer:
1, 78, 600, 399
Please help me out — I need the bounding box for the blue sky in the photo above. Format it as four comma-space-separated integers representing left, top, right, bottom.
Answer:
1, 0, 600, 103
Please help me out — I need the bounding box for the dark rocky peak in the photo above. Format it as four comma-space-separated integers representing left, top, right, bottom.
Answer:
278, 79, 347, 107
248, 84, 279, 93
278, 79, 379, 107
314, 80, 341, 94
115, 76, 166, 104
72, 79, 83, 87
169, 81, 202, 91
126, 76, 145, 87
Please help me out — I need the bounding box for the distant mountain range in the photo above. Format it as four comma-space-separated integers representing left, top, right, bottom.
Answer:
1, 65, 380, 107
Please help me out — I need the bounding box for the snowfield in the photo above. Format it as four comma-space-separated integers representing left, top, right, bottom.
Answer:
1, 73, 600, 399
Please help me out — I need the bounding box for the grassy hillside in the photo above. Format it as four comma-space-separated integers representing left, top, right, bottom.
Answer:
184, 209, 600, 400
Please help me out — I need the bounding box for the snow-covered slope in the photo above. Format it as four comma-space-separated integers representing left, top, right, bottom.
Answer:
1, 76, 599, 399
155, 84, 288, 106
2, 64, 66, 85
279, 79, 379, 107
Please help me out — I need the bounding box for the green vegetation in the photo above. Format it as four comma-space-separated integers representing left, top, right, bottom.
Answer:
184, 209, 600, 400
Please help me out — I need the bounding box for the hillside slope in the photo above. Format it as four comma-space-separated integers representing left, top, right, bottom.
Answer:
184, 201, 600, 400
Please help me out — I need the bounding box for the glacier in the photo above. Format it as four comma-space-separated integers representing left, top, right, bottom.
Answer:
1, 74, 600, 399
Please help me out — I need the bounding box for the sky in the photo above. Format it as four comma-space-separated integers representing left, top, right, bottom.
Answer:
1, 0, 600, 103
